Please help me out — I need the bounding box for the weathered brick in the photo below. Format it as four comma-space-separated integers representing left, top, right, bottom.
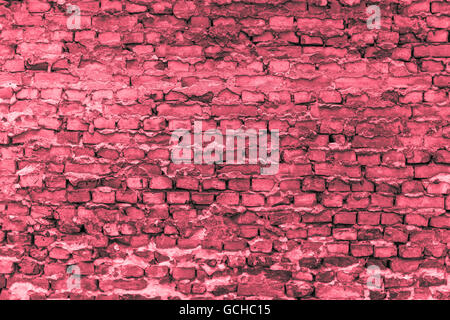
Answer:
0, 0, 446, 301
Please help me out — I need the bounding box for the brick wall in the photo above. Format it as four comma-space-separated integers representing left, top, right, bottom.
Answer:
0, 0, 449, 300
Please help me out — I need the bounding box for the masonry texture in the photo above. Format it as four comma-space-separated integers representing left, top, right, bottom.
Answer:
0, 0, 449, 300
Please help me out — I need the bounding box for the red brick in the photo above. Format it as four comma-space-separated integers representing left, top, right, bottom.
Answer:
0, 261, 14, 274
172, 267, 196, 280
350, 244, 373, 257
396, 196, 444, 208
242, 193, 265, 207
149, 176, 172, 189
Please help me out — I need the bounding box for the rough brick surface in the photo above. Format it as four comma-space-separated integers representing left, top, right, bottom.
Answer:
0, 0, 449, 300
